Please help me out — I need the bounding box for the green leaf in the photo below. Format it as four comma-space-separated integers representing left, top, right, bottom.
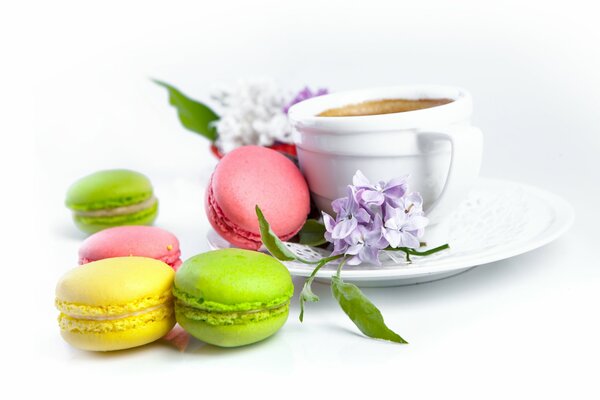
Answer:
153, 79, 219, 141
299, 280, 319, 322
298, 219, 327, 246
331, 275, 408, 344
255, 205, 297, 261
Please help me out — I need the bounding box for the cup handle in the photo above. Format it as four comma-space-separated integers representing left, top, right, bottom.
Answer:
416, 126, 483, 223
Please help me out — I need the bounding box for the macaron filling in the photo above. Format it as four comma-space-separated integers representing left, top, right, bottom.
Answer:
61, 302, 171, 321
206, 185, 298, 248
73, 200, 159, 229
175, 301, 289, 326
58, 304, 173, 333
172, 285, 293, 313
73, 196, 158, 217
56, 290, 172, 317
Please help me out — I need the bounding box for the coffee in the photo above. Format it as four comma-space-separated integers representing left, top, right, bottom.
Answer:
318, 98, 453, 117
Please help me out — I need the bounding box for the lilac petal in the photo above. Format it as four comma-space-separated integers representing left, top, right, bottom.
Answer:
364, 218, 384, 244
360, 190, 385, 205
383, 184, 407, 201
359, 246, 381, 265
407, 228, 425, 239
322, 212, 336, 231
364, 228, 382, 244
404, 192, 424, 210
346, 226, 363, 245
384, 176, 408, 190
384, 217, 398, 231
346, 255, 362, 265
372, 213, 383, 230
405, 215, 429, 231
399, 232, 421, 249
345, 243, 363, 255
348, 186, 363, 213
383, 229, 402, 248
384, 203, 398, 222
331, 217, 357, 239
331, 239, 349, 255
331, 197, 348, 216
375, 235, 390, 249
352, 170, 372, 187
384, 208, 406, 230
354, 207, 371, 224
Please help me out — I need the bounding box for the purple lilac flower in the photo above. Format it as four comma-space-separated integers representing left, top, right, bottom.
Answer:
352, 170, 408, 209
344, 214, 389, 265
322, 170, 429, 265
382, 200, 429, 249
323, 186, 369, 256
283, 87, 329, 114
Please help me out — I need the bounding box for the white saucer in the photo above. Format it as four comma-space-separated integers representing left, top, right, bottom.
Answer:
207, 178, 574, 287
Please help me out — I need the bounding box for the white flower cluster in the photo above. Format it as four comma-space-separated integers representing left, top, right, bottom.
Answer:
210, 79, 293, 154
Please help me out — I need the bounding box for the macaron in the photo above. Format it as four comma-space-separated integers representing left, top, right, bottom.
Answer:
173, 249, 294, 347
55, 257, 175, 351
79, 226, 182, 270
206, 146, 310, 250
65, 169, 158, 234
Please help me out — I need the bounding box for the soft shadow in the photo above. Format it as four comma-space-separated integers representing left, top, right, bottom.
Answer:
189, 333, 276, 356
66, 342, 156, 360
318, 321, 364, 339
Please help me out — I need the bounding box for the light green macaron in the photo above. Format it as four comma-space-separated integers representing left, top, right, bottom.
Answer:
65, 169, 158, 234
173, 249, 294, 347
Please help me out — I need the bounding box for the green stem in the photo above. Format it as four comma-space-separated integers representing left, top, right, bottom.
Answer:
385, 243, 449, 263
385, 243, 449, 256
404, 243, 450, 256
335, 256, 349, 278
298, 254, 344, 322
306, 254, 344, 282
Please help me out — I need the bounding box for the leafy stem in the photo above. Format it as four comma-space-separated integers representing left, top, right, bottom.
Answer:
299, 254, 343, 322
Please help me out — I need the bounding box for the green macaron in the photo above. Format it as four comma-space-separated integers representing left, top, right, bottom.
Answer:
173, 249, 294, 347
65, 169, 158, 234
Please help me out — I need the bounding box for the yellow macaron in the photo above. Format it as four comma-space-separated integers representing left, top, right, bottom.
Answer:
55, 256, 175, 351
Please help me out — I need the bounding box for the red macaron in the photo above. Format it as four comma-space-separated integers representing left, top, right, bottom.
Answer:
206, 146, 310, 250
78, 225, 182, 270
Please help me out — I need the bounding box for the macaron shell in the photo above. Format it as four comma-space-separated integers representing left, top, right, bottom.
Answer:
174, 249, 294, 310
205, 186, 262, 250
56, 257, 174, 308
176, 308, 288, 348
60, 314, 175, 351
210, 146, 310, 239
66, 169, 154, 211
79, 226, 181, 268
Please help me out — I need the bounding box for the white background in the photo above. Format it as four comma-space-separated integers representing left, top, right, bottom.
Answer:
5, 0, 600, 398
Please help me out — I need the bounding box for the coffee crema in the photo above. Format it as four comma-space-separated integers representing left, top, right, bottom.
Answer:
318, 98, 454, 117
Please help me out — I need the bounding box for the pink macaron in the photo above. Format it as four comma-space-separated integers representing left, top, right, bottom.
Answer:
206, 146, 310, 250
79, 225, 182, 270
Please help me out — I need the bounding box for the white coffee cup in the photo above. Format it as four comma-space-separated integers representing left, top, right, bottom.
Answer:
288, 85, 483, 245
